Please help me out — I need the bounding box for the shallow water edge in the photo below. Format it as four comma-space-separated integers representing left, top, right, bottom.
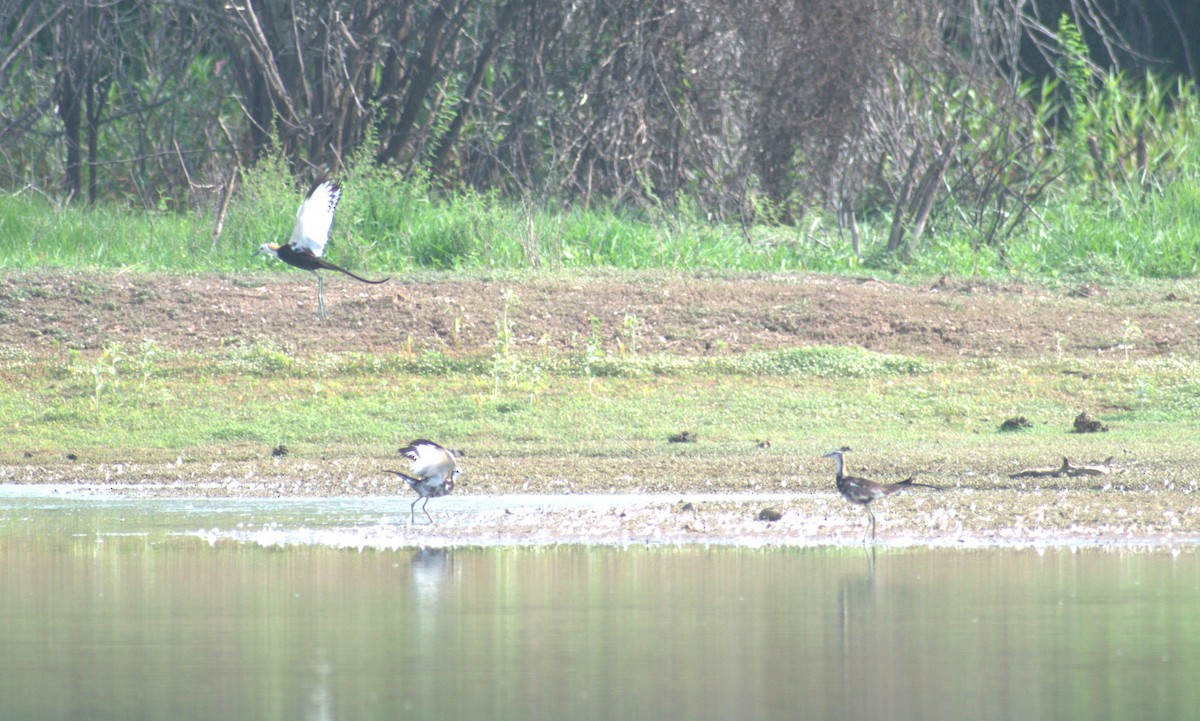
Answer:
3, 484, 1197, 552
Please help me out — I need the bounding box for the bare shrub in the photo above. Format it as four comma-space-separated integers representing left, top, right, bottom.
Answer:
0, 0, 1178, 261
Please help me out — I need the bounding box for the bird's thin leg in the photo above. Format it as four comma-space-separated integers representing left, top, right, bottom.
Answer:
866, 505, 876, 543
422, 497, 433, 524
410, 497, 419, 525
311, 270, 326, 320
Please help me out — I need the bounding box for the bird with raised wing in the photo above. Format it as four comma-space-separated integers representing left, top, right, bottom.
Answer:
822, 449, 937, 542
383, 439, 462, 524
254, 180, 389, 320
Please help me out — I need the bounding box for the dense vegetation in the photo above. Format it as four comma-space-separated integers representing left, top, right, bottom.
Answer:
2, 1, 1200, 278
2, 143, 1199, 279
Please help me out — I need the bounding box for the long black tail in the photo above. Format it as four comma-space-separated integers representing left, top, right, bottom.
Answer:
318, 257, 390, 284
898, 476, 941, 490
382, 469, 422, 487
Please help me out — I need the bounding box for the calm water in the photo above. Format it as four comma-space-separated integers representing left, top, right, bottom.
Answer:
1, 493, 1198, 721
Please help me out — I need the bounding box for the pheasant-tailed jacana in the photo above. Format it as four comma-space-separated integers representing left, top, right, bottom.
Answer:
383, 439, 462, 524
254, 180, 389, 320
822, 449, 937, 542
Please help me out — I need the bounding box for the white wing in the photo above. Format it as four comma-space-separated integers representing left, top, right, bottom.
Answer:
287, 181, 342, 257
401, 439, 458, 481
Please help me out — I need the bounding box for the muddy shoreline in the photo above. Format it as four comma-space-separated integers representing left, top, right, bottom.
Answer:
6, 471, 1197, 551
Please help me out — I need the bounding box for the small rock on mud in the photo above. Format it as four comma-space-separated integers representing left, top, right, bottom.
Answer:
1073, 412, 1108, 433
1000, 416, 1033, 432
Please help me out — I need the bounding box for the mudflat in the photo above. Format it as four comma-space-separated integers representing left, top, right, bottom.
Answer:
2, 271, 1198, 548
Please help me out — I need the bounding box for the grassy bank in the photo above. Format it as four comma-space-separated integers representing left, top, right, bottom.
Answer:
2, 265, 1197, 486
3, 338, 1197, 485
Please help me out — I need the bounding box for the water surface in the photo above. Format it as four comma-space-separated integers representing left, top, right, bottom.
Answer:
1, 493, 1197, 720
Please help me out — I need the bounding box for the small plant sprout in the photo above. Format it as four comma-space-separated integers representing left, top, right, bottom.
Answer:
91, 342, 124, 406
492, 289, 519, 395
134, 339, 160, 391
585, 315, 604, 394
617, 313, 642, 358
1120, 318, 1141, 362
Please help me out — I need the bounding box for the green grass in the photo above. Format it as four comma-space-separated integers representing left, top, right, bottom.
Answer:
4, 152, 1200, 280
1, 339, 1193, 463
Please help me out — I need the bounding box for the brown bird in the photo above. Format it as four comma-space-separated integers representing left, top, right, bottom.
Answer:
822, 449, 937, 542
254, 180, 389, 320
383, 439, 462, 524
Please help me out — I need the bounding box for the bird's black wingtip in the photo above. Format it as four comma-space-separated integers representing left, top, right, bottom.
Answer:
307, 176, 341, 194
403, 439, 444, 450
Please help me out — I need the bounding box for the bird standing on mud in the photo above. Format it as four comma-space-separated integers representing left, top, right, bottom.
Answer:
383, 439, 462, 524
822, 449, 937, 542
254, 180, 389, 320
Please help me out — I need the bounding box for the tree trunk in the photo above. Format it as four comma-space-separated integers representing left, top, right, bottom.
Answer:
376, 0, 459, 165
55, 67, 82, 200
431, 0, 518, 175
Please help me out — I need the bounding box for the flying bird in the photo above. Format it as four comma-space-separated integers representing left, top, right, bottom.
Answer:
383, 439, 462, 524
822, 449, 937, 542
254, 180, 389, 320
